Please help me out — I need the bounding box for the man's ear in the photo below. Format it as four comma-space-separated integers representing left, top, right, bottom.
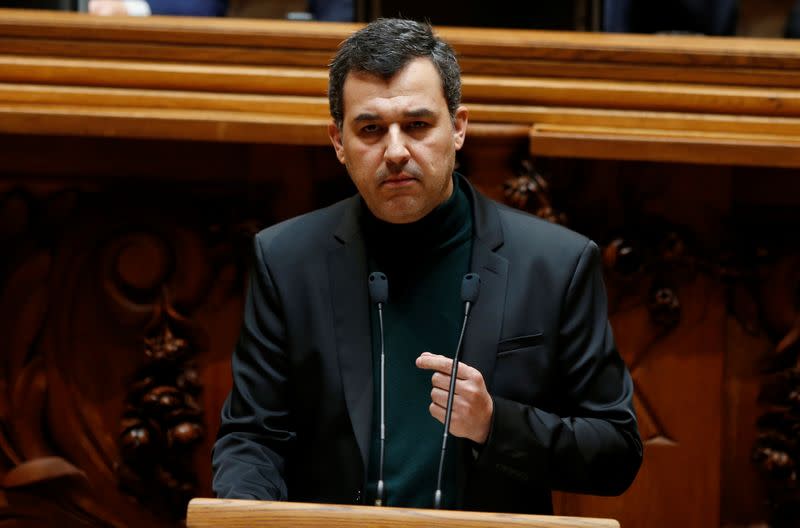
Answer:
329, 121, 346, 164
453, 105, 468, 151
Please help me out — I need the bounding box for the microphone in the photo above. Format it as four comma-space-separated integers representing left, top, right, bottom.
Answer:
434, 273, 481, 509
367, 271, 388, 506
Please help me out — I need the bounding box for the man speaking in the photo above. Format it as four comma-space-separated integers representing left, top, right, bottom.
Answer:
212, 18, 642, 513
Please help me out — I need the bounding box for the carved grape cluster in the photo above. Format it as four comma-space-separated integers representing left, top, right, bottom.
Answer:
117, 323, 204, 518
503, 162, 567, 225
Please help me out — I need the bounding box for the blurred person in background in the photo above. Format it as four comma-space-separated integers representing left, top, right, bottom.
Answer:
603, 0, 738, 35
786, 0, 800, 37
88, 0, 352, 20
88, 0, 227, 16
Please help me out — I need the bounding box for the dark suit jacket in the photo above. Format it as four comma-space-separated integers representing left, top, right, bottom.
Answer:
604, 0, 738, 35
787, 0, 800, 38
212, 177, 642, 513
147, 0, 227, 16
309, 0, 353, 21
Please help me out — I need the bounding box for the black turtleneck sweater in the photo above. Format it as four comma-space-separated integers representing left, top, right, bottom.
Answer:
362, 174, 473, 509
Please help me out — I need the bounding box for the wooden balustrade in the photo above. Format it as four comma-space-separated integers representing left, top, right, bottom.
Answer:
1, 8, 800, 165
186, 499, 620, 528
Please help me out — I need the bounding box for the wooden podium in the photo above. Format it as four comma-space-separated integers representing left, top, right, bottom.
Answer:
186, 499, 620, 527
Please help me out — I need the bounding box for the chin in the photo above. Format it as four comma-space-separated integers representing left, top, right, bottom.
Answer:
377, 207, 426, 224
374, 199, 426, 224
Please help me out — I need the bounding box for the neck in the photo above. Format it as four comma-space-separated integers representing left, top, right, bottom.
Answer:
361, 173, 471, 261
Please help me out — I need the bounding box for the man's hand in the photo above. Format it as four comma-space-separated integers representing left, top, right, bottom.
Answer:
416, 352, 493, 445
89, 0, 152, 16
88, 0, 129, 15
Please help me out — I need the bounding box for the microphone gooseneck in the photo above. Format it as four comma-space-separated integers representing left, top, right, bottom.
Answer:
367, 272, 388, 506
433, 273, 481, 509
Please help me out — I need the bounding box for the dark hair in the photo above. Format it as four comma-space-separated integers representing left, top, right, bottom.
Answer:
328, 18, 462, 130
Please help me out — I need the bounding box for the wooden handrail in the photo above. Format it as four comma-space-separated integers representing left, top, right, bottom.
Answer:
530, 124, 800, 167
2, 8, 800, 75
185, 499, 620, 528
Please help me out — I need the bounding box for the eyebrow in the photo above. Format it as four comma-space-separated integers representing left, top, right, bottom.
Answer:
352, 108, 437, 122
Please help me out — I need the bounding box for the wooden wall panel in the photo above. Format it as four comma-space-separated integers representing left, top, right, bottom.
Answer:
1, 133, 797, 528
0, 137, 353, 526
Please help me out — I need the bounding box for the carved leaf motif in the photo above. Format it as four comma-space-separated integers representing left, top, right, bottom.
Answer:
760, 256, 800, 337
3, 457, 86, 488
752, 254, 800, 525
502, 169, 568, 226
0, 189, 30, 241
170, 227, 214, 309
0, 252, 52, 466
203, 263, 238, 311
10, 358, 50, 461
776, 322, 800, 360
0, 251, 51, 382
632, 370, 676, 446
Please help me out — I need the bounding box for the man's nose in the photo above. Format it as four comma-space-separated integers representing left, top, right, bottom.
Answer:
384, 125, 410, 167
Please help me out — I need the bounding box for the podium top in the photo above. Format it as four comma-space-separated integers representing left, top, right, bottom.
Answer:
186, 499, 620, 528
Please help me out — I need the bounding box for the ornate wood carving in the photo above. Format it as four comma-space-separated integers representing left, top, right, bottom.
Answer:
501, 161, 739, 528
502, 160, 568, 226
0, 188, 118, 526
0, 184, 265, 526
502, 163, 688, 446
602, 234, 684, 333
117, 305, 204, 519
752, 254, 800, 527
501, 159, 800, 526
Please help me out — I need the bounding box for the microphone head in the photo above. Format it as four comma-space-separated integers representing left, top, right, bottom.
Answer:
461, 273, 481, 304
368, 272, 389, 304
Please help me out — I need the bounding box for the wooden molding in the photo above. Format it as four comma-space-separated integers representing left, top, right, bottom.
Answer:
1, 8, 800, 165
186, 499, 620, 528
530, 124, 800, 167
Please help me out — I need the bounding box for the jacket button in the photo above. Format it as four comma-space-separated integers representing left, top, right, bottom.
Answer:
354, 489, 362, 504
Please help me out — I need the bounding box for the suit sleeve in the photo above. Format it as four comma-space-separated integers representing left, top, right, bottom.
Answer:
146, 0, 227, 16
477, 240, 643, 495
211, 235, 292, 500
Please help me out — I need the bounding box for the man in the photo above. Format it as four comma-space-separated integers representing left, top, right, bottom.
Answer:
212, 18, 642, 513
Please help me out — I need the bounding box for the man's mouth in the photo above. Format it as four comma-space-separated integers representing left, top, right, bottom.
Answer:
381, 171, 419, 187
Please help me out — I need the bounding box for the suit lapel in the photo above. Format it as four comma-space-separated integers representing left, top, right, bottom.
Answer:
461, 183, 507, 392
328, 198, 373, 474
456, 179, 508, 508
462, 243, 507, 392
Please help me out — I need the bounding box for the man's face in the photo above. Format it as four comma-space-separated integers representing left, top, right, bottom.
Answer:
329, 57, 468, 224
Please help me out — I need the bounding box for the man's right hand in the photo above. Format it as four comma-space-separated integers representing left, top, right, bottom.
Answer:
88, 0, 129, 15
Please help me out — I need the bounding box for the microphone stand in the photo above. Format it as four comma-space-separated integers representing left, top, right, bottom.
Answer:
433, 273, 480, 509
368, 271, 388, 506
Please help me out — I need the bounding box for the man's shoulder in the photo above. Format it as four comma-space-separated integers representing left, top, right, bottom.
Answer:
254, 195, 356, 253
489, 198, 591, 253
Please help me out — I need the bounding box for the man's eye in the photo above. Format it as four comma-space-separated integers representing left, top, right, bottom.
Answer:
408, 121, 429, 129
361, 124, 380, 133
